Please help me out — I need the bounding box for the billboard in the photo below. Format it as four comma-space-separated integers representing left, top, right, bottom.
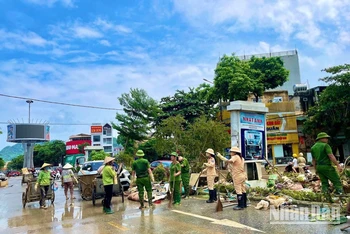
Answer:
91, 126, 102, 134
240, 112, 265, 160
7, 124, 50, 142
66, 140, 91, 155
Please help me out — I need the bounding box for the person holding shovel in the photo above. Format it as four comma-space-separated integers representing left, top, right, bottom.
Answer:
217, 147, 247, 210
169, 152, 182, 205
311, 132, 343, 197
178, 153, 190, 199
203, 148, 217, 203
131, 150, 155, 209
36, 163, 52, 209
102, 156, 116, 214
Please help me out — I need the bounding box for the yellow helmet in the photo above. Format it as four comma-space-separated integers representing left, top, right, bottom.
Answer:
292, 153, 298, 158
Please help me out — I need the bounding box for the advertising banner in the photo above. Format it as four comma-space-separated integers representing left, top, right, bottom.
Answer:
240, 112, 265, 160
91, 126, 102, 134
240, 112, 265, 131
266, 113, 297, 132
7, 125, 15, 141
66, 140, 91, 155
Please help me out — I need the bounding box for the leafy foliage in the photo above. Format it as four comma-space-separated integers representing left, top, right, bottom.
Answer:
138, 138, 159, 162
112, 88, 160, 153
154, 116, 230, 172
157, 86, 217, 125
78, 142, 90, 154
303, 64, 350, 150
0, 157, 5, 169
115, 151, 134, 169
33, 140, 66, 166
153, 164, 167, 182
7, 155, 24, 170
214, 54, 289, 102
90, 150, 109, 161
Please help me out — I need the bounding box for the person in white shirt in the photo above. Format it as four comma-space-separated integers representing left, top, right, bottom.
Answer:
292, 154, 299, 173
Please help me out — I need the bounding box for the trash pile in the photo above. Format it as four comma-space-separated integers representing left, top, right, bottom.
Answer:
126, 182, 170, 203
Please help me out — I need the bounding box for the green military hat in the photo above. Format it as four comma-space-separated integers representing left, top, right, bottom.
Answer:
316, 132, 330, 141
135, 150, 145, 157
170, 152, 178, 157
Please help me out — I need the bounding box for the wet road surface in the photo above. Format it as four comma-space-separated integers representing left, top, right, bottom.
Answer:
0, 177, 348, 234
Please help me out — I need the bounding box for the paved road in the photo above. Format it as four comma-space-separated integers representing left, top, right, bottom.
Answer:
0, 177, 348, 234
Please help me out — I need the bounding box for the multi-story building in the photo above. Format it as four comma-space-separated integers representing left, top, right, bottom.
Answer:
90, 123, 113, 155
238, 50, 301, 95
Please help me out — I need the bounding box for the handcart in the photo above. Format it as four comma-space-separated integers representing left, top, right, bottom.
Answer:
91, 175, 124, 206
22, 179, 55, 208
78, 174, 97, 200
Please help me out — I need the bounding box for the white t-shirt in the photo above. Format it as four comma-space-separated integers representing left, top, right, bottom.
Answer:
292, 158, 298, 167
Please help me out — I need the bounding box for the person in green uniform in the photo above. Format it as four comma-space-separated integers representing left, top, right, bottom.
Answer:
132, 150, 155, 209
102, 156, 116, 214
169, 152, 182, 205
178, 154, 190, 199
36, 163, 52, 209
311, 132, 343, 197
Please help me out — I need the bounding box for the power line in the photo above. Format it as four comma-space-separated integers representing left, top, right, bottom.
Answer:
0, 93, 123, 111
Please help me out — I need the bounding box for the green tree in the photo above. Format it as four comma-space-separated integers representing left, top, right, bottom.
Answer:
112, 88, 160, 153
214, 54, 289, 102
0, 157, 5, 169
138, 138, 159, 162
33, 140, 66, 166
7, 155, 24, 170
115, 151, 134, 170
154, 116, 230, 172
157, 86, 217, 125
78, 142, 90, 154
90, 150, 109, 161
303, 64, 350, 157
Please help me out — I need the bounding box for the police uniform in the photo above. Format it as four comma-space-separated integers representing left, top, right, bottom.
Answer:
179, 157, 190, 198
132, 150, 153, 208
170, 152, 182, 205
204, 148, 217, 203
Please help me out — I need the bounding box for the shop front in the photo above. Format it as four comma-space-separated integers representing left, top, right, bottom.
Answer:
266, 113, 299, 165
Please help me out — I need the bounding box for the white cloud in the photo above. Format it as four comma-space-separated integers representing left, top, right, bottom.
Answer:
99, 39, 111, 46
0, 29, 50, 49
94, 18, 132, 33
73, 26, 103, 38
23, 0, 75, 7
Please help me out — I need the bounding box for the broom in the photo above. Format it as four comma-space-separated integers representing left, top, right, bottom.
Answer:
216, 170, 223, 212
168, 179, 175, 208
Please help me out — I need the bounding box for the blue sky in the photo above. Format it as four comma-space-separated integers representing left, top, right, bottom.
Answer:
0, 0, 349, 149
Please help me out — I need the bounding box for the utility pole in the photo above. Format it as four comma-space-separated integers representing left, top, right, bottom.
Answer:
26, 100, 33, 123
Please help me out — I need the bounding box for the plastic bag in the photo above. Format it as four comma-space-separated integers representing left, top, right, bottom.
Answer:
52, 182, 59, 191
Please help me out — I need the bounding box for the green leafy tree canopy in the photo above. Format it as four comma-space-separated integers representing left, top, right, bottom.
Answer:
90, 150, 110, 161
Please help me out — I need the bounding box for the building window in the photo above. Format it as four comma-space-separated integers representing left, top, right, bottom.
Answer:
93, 135, 100, 142
104, 146, 112, 152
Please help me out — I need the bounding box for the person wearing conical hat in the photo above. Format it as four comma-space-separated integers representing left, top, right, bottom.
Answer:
203, 148, 217, 203
217, 147, 247, 210
131, 150, 155, 209
61, 163, 77, 204
102, 156, 116, 214
311, 132, 343, 198
37, 163, 52, 209
169, 152, 182, 205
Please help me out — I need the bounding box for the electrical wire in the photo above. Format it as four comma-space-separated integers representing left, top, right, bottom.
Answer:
0, 93, 123, 111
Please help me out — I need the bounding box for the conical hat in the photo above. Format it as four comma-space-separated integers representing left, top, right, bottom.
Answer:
63, 163, 73, 169
41, 163, 52, 170
104, 156, 115, 165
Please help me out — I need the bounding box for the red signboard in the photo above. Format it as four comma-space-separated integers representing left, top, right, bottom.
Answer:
66, 140, 91, 155
91, 126, 102, 133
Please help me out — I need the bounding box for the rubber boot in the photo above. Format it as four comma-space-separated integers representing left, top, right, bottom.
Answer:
213, 189, 217, 202
206, 190, 214, 203
233, 195, 243, 210
148, 200, 154, 208
139, 201, 145, 209
242, 193, 247, 208
105, 208, 114, 214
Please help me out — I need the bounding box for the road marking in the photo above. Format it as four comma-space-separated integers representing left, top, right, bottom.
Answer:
108, 221, 128, 231
172, 210, 264, 233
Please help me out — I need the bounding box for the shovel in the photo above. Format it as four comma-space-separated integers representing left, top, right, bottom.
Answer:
191, 170, 204, 194
216, 170, 223, 212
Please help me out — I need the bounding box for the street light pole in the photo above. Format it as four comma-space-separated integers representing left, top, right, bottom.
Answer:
26, 100, 33, 123
203, 79, 223, 122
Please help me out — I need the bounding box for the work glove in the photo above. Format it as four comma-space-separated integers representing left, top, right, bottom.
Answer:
203, 163, 209, 167
216, 152, 226, 161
